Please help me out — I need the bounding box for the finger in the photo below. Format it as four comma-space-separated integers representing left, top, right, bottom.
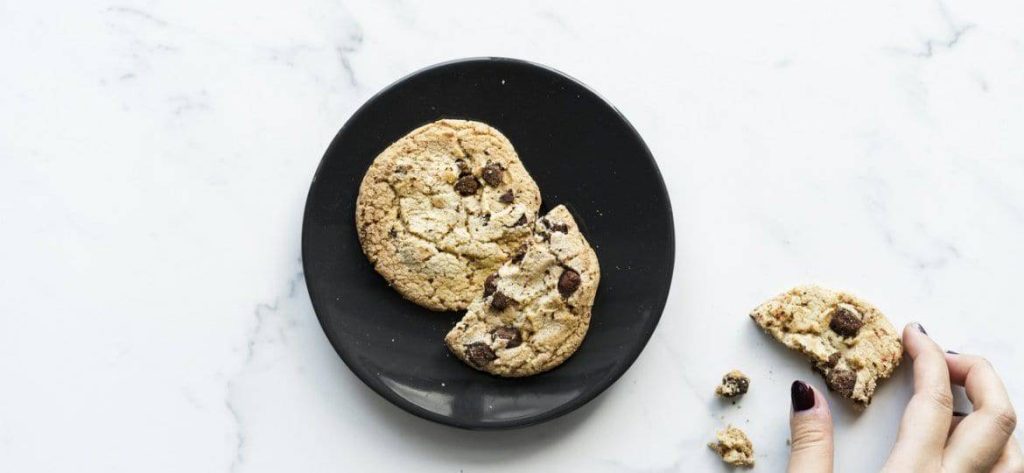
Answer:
884, 323, 952, 471
788, 380, 833, 473
943, 352, 1018, 472
991, 436, 1024, 473
947, 411, 967, 438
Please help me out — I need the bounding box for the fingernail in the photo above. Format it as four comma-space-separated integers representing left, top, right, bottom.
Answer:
953, 411, 968, 417
913, 322, 928, 335
791, 380, 815, 412
946, 350, 959, 355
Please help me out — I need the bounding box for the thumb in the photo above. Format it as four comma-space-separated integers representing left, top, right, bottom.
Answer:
788, 380, 834, 473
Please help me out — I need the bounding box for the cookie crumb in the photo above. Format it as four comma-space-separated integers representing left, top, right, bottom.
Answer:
715, 369, 750, 398
708, 425, 754, 467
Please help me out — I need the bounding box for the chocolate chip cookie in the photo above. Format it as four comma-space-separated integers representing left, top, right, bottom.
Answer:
355, 120, 542, 311
749, 285, 903, 405
444, 205, 600, 377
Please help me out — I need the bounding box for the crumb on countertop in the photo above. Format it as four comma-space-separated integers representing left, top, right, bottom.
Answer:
715, 369, 751, 398
708, 425, 755, 467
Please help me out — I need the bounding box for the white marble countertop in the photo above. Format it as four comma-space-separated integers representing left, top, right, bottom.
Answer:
3, 1, 1023, 471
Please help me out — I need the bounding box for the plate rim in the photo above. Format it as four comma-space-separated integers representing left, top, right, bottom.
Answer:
301, 56, 676, 430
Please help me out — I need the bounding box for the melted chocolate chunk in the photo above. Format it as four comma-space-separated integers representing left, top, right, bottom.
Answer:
509, 246, 527, 264
490, 291, 513, 311
454, 175, 480, 196
481, 163, 503, 186
827, 352, 842, 367
483, 273, 498, 297
550, 222, 569, 233
558, 269, 581, 297
827, 369, 857, 397
829, 305, 864, 337
499, 190, 514, 204
465, 342, 496, 367
492, 326, 522, 348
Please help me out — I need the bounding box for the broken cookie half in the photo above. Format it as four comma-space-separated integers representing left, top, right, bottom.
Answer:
444, 205, 600, 377
749, 285, 903, 405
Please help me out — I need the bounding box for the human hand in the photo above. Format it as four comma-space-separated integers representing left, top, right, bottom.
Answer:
785, 323, 1021, 472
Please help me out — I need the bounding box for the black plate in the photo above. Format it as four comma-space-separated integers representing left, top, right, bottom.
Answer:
302, 58, 674, 429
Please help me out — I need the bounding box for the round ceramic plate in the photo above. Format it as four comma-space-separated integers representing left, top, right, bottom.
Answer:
302, 58, 674, 429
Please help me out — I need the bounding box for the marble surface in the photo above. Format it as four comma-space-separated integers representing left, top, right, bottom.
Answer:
2, 0, 1023, 471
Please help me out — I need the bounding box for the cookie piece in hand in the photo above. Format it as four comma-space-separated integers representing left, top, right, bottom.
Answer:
708, 425, 755, 467
749, 285, 903, 405
445, 205, 600, 377
715, 369, 750, 398
355, 119, 542, 311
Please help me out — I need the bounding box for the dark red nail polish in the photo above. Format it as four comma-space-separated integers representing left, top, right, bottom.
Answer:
914, 323, 928, 335
791, 380, 815, 412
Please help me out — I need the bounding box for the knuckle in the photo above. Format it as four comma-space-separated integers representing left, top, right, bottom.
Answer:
992, 408, 1018, 437
926, 389, 956, 413
791, 425, 831, 454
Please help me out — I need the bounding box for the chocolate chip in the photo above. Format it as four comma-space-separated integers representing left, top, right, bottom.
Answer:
464, 342, 496, 367
388, 228, 397, 238
481, 163, 503, 186
454, 175, 479, 196
492, 326, 522, 348
490, 291, 513, 310
456, 160, 471, 176
550, 223, 569, 233
733, 377, 750, 395
829, 305, 864, 337
499, 190, 514, 204
827, 352, 841, 368
558, 269, 581, 297
815, 353, 843, 376
509, 246, 526, 264
826, 368, 857, 397
513, 214, 527, 226
483, 273, 498, 297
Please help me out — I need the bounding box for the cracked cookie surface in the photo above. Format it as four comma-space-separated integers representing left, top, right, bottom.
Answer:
749, 285, 903, 405
356, 119, 542, 311
444, 205, 600, 377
